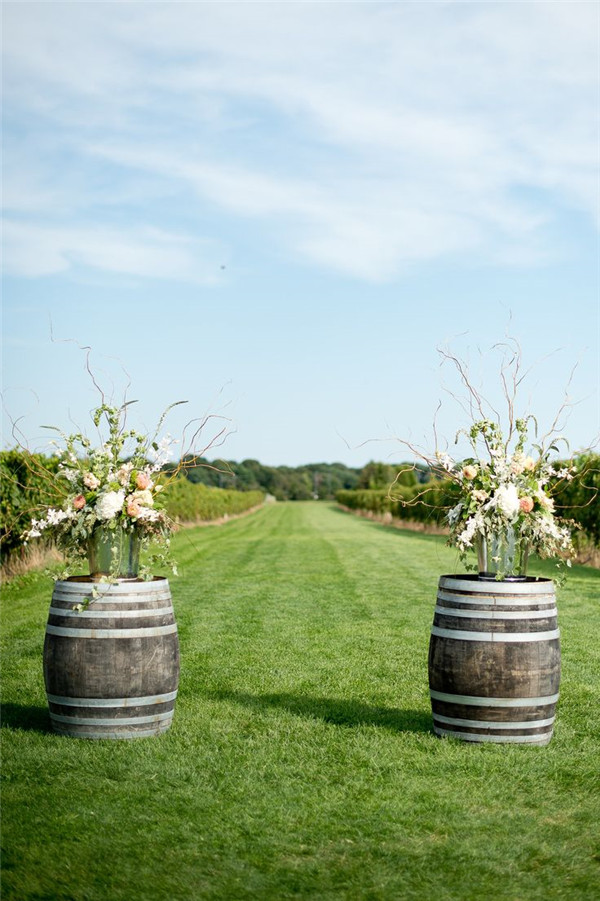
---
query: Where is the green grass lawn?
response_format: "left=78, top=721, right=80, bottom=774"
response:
left=2, top=502, right=599, bottom=901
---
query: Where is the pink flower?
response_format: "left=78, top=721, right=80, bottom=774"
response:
left=73, top=494, right=86, bottom=510
left=463, top=465, right=478, bottom=480
left=83, top=472, right=100, bottom=490
left=519, top=496, right=534, bottom=514
left=127, top=498, right=142, bottom=519
left=136, top=472, right=151, bottom=490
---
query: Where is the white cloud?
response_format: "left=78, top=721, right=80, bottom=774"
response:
left=3, top=220, right=224, bottom=283
left=2, top=1, right=598, bottom=282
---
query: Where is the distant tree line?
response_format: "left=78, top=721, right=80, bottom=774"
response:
left=164, top=458, right=427, bottom=501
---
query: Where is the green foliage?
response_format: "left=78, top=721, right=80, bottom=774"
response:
left=0, top=451, right=64, bottom=558
left=337, top=480, right=459, bottom=528
left=163, top=478, right=264, bottom=523
left=553, top=454, right=600, bottom=545
left=2, top=503, right=599, bottom=900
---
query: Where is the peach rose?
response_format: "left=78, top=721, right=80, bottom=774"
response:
left=463, top=465, right=478, bottom=480
left=136, top=472, right=151, bottom=490
left=73, top=494, right=86, bottom=510
left=127, top=498, right=141, bottom=519
left=523, top=456, right=536, bottom=472
left=519, top=496, right=534, bottom=514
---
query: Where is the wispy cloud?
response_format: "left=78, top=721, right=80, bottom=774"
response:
left=3, top=220, right=225, bottom=283
left=2, top=1, right=598, bottom=282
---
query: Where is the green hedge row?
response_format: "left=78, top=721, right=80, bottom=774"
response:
left=336, top=481, right=457, bottom=528
left=0, top=451, right=65, bottom=558
left=552, top=454, right=600, bottom=544
left=163, top=478, right=264, bottom=524
left=336, top=454, right=599, bottom=544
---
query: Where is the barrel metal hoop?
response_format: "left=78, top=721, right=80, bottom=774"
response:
left=49, top=710, right=174, bottom=726
left=429, top=690, right=559, bottom=707
left=432, top=713, right=556, bottom=729
left=438, top=576, right=554, bottom=595
left=45, top=624, right=178, bottom=639
left=433, top=727, right=554, bottom=743
left=46, top=690, right=178, bottom=708
left=48, top=606, right=174, bottom=620
left=437, top=590, right=555, bottom=607
left=430, top=626, right=560, bottom=642
left=434, top=605, right=557, bottom=621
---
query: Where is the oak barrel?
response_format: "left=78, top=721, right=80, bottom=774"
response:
left=44, top=577, right=180, bottom=739
left=428, top=575, right=560, bottom=745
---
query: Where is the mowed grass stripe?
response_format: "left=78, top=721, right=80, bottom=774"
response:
left=1, top=502, right=599, bottom=901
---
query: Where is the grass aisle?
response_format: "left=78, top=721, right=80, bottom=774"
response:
left=2, top=502, right=599, bottom=900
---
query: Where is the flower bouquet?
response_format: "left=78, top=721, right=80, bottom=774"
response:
left=392, top=340, right=578, bottom=581
left=439, top=417, right=574, bottom=580
left=24, top=402, right=179, bottom=581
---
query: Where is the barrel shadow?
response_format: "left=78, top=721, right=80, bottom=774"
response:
left=207, top=689, right=433, bottom=734
left=1, top=703, right=52, bottom=734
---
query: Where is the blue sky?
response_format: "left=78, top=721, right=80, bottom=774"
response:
left=2, top=1, right=599, bottom=467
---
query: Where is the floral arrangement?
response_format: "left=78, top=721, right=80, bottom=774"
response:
left=437, top=416, right=575, bottom=576
left=23, top=403, right=179, bottom=579
left=391, top=339, right=581, bottom=580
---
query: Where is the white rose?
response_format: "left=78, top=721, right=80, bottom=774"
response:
left=494, top=484, right=520, bottom=519
left=132, top=489, right=154, bottom=508
left=83, top=472, right=100, bottom=490
left=96, top=490, right=125, bottom=521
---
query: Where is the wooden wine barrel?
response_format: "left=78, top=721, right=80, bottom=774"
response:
left=428, top=575, right=560, bottom=745
left=44, top=577, right=180, bottom=740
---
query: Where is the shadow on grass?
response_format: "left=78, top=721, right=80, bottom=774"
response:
left=1, top=703, right=51, bottom=734
left=208, top=689, right=433, bottom=734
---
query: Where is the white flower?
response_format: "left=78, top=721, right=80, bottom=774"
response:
left=83, top=472, right=100, bottom=490
left=456, top=513, right=484, bottom=548
left=96, top=490, right=125, bottom=521
left=510, top=457, right=525, bottom=475
left=136, top=506, right=161, bottom=522
left=132, top=489, right=154, bottom=508
left=493, top=484, right=520, bottom=519
left=537, top=492, right=555, bottom=512
left=117, top=463, right=133, bottom=486
left=150, top=434, right=178, bottom=472
left=435, top=451, right=454, bottom=473
left=447, top=503, right=463, bottom=526
left=46, top=508, right=71, bottom=526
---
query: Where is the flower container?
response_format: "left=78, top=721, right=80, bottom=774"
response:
left=43, top=577, right=180, bottom=739
left=88, top=525, right=141, bottom=580
left=476, top=526, right=530, bottom=581
left=428, top=574, right=560, bottom=745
